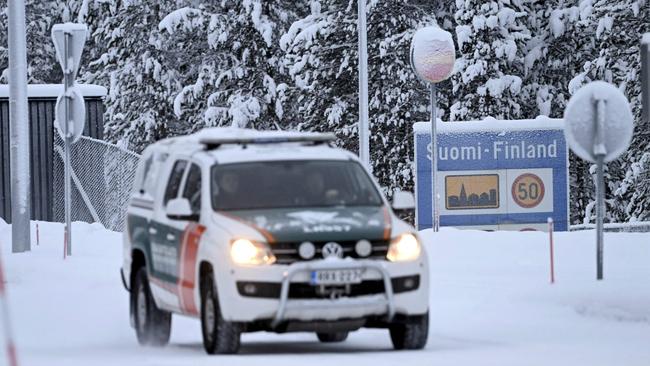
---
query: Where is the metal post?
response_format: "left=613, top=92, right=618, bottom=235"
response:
left=430, top=83, right=438, bottom=232
left=357, top=0, right=370, bottom=168
left=64, top=32, right=73, bottom=256
left=8, top=0, right=31, bottom=253
left=595, top=155, right=604, bottom=280
left=641, top=34, right=649, bottom=124
left=594, top=97, right=607, bottom=281
left=548, top=217, right=555, bottom=284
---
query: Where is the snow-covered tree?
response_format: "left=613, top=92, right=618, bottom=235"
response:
left=0, top=0, right=65, bottom=83
left=574, top=0, right=650, bottom=222
left=450, top=0, right=531, bottom=121
left=519, top=0, right=600, bottom=224
left=80, top=0, right=181, bottom=151
left=281, top=0, right=441, bottom=197
left=163, top=1, right=306, bottom=131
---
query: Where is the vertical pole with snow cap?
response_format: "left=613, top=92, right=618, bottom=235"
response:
left=8, top=0, right=31, bottom=253
left=0, top=251, right=19, bottom=366
left=564, top=82, right=633, bottom=282
left=52, top=23, right=88, bottom=257
left=357, top=0, right=370, bottom=168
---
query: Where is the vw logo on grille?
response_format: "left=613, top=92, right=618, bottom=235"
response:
left=322, top=242, right=344, bottom=259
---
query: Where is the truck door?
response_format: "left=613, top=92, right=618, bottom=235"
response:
left=148, top=159, right=188, bottom=312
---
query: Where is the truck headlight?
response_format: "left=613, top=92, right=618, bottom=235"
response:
left=387, top=233, right=421, bottom=262
left=230, top=239, right=276, bottom=265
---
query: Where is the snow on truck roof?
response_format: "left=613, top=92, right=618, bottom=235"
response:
left=0, top=84, right=107, bottom=98
left=156, top=127, right=355, bottom=164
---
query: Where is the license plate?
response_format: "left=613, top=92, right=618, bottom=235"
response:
left=310, top=269, right=365, bottom=285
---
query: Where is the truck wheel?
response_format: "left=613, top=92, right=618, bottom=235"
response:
left=389, top=312, right=429, bottom=350
left=200, top=273, right=241, bottom=354
left=316, top=332, right=349, bottom=343
left=132, top=267, right=172, bottom=346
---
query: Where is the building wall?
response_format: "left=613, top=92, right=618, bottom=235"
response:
left=0, top=97, right=104, bottom=223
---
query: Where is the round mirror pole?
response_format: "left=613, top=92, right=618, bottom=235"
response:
left=429, top=83, right=438, bottom=231
left=410, top=27, right=455, bottom=232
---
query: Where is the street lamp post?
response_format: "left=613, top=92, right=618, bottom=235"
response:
left=8, top=0, right=31, bottom=253
left=358, top=0, right=370, bottom=168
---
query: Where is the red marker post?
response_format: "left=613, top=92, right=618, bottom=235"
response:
left=0, top=251, right=19, bottom=366
left=548, top=217, right=555, bottom=284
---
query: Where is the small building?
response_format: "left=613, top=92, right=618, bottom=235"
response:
left=0, top=84, right=107, bottom=223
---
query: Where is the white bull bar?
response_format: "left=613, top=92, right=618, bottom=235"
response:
left=271, top=259, right=396, bottom=328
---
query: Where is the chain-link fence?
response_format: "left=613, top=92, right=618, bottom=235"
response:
left=53, top=134, right=140, bottom=232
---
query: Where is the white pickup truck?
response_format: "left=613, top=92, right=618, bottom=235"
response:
left=121, top=128, right=429, bottom=354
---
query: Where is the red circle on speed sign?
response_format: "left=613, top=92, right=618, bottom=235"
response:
left=511, top=173, right=545, bottom=208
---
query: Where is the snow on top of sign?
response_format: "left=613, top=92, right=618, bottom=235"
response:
left=0, top=84, right=107, bottom=98
left=413, top=116, right=563, bottom=134
left=51, top=22, right=88, bottom=33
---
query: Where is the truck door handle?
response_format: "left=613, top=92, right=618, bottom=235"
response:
left=166, top=234, right=176, bottom=241
left=149, top=228, right=158, bottom=235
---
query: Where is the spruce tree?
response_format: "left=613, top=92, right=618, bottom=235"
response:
left=451, top=0, right=530, bottom=121
left=281, top=0, right=440, bottom=197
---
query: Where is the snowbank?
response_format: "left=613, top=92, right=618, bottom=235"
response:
left=1, top=221, right=649, bottom=365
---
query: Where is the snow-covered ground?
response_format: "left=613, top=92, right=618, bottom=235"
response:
left=1, top=221, right=649, bottom=366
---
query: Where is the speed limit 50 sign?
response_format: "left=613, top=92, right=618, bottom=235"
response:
left=511, top=172, right=546, bottom=208
left=414, top=118, right=569, bottom=231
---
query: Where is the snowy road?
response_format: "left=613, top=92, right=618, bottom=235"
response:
left=1, top=221, right=649, bottom=366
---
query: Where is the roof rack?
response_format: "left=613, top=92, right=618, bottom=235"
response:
left=200, top=133, right=336, bottom=150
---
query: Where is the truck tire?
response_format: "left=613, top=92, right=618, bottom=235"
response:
left=316, top=332, right=349, bottom=343
left=200, top=273, right=241, bottom=354
left=389, top=312, right=429, bottom=350
left=132, top=267, right=172, bottom=346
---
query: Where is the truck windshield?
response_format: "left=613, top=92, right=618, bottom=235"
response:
left=211, top=160, right=383, bottom=210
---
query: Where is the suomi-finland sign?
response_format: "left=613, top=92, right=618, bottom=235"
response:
left=413, top=117, right=569, bottom=231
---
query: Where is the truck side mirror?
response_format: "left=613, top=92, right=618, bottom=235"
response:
left=392, top=190, right=415, bottom=210
left=166, top=198, right=198, bottom=221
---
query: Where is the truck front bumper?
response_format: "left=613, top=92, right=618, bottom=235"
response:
left=273, top=259, right=396, bottom=327
left=215, top=257, right=429, bottom=325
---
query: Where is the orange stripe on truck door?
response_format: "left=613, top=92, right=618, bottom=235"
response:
left=178, top=223, right=205, bottom=316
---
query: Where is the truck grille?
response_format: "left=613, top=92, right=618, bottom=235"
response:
left=270, top=240, right=389, bottom=264
left=236, top=275, right=420, bottom=299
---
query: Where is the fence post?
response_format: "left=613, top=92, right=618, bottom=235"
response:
left=548, top=217, right=555, bottom=284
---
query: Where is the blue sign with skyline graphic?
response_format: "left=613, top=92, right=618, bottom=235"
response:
left=413, top=118, right=569, bottom=232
